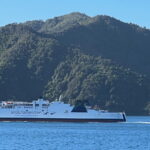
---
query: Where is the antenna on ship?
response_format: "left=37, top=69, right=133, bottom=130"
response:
left=59, top=95, right=63, bottom=102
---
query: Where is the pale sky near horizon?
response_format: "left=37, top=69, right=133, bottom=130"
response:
left=0, top=0, right=150, bottom=28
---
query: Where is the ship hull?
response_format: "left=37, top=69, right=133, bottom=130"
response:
left=0, top=99, right=126, bottom=123
left=0, top=117, right=126, bottom=122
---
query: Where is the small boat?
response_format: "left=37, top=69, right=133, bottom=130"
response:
left=0, top=98, right=126, bottom=122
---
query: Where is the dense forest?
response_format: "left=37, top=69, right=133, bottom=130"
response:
left=0, top=12, right=150, bottom=115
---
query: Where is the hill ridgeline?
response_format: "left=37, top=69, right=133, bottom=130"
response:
left=0, top=12, right=150, bottom=115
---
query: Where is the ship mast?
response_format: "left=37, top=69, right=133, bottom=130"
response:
left=59, top=95, right=63, bottom=102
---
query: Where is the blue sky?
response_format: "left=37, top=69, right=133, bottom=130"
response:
left=0, top=0, right=150, bottom=28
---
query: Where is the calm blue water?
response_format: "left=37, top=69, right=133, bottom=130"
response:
left=0, top=116, right=150, bottom=150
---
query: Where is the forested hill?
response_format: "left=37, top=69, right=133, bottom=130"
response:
left=0, top=12, right=150, bottom=115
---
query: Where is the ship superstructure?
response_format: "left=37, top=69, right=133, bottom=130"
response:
left=0, top=98, right=126, bottom=122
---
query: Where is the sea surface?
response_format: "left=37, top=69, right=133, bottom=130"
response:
left=0, top=116, right=150, bottom=150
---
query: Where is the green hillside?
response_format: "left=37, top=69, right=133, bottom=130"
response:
left=0, top=12, right=150, bottom=115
